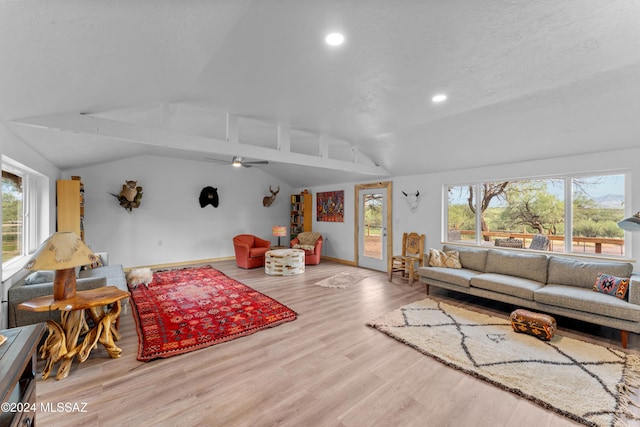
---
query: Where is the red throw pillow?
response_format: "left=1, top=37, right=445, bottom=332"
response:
left=593, top=273, right=629, bottom=300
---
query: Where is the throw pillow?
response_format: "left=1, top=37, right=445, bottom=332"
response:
left=25, top=270, right=55, bottom=285
left=593, top=272, right=629, bottom=300
left=428, top=249, right=462, bottom=269
left=297, top=232, right=321, bottom=246
left=81, top=254, right=104, bottom=271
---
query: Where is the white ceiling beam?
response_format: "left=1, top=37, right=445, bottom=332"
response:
left=10, top=113, right=389, bottom=176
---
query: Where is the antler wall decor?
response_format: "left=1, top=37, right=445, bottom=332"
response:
left=402, top=190, right=420, bottom=211
left=263, top=185, right=280, bottom=207
left=111, top=180, right=143, bottom=213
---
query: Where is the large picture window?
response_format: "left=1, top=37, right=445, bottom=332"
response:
left=446, top=173, right=627, bottom=257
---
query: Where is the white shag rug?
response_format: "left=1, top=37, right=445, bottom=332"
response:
left=367, top=298, right=640, bottom=427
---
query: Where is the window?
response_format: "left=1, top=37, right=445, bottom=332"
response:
left=2, top=156, right=47, bottom=270
left=446, top=173, right=627, bottom=257
left=2, top=170, right=23, bottom=263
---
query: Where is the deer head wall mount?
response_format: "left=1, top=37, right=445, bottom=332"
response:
left=263, top=185, right=280, bottom=207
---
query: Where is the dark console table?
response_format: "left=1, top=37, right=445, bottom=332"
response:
left=0, top=323, right=45, bottom=427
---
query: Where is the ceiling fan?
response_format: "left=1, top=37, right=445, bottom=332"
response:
left=204, top=156, right=269, bottom=168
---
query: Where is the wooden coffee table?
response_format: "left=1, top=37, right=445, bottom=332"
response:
left=17, top=286, right=130, bottom=380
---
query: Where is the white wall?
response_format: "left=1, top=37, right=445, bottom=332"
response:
left=303, top=147, right=640, bottom=272
left=297, top=184, right=354, bottom=262
left=67, top=155, right=292, bottom=267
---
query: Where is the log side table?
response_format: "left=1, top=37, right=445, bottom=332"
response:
left=17, top=286, right=130, bottom=380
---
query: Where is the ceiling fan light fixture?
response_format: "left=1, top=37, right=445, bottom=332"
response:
left=432, top=94, right=447, bottom=103
left=325, top=32, right=345, bottom=46
left=232, top=156, right=242, bottom=167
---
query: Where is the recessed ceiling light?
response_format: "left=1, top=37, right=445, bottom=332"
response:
left=432, top=94, right=447, bottom=103
left=325, top=33, right=345, bottom=46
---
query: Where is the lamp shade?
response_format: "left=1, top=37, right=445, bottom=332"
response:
left=272, top=226, right=287, bottom=237
left=618, top=212, right=640, bottom=232
left=25, top=232, right=97, bottom=271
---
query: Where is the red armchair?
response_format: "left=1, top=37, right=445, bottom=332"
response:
left=233, top=234, right=271, bottom=269
left=291, top=232, right=323, bottom=265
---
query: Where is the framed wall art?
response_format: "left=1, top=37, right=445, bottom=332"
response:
left=317, top=190, right=344, bottom=222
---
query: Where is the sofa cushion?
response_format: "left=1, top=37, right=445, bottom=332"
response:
left=78, top=264, right=127, bottom=292
left=470, top=273, right=544, bottom=300
left=418, top=267, right=479, bottom=288
left=484, top=249, right=549, bottom=283
left=547, top=257, right=633, bottom=289
left=443, top=245, right=487, bottom=272
left=535, top=285, right=640, bottom=322
left=593, top=273, right=630, bottom=300
left=24, top=270, right=55, bottom=284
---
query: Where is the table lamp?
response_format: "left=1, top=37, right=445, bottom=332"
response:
left=272, top=226, right=287, bottom=247
left=24, top=231, right=98, bottom=300
left=618, top=212, right=640, bottom=232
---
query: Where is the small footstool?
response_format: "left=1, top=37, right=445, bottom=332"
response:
left=265, top=249, right=305, bottom=276
left=510, top=309, right=557, bottom=341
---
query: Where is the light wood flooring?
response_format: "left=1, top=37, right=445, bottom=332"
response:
left=36, top=260, right=640, bottom=427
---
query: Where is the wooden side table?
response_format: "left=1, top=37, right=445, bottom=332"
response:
left=17, top=286, right=130, bottom=380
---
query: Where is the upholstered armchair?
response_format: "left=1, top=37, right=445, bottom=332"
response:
left=233, top=234, right=271, bottom=269
left=290, top=232, right=323, bottom=265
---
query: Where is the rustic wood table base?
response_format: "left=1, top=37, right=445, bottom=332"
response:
left=18, top=286, right=130, bottom=380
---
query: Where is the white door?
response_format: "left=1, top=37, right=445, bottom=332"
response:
left=358, top=188, right=388, bottom=271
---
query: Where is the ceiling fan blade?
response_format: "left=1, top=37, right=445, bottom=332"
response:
left=203, top=157, right=230, bottom=164
left=203, top=157, right=267, bottom=167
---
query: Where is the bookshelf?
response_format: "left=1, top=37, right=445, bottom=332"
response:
left=290, top=192, right=312, bottom=241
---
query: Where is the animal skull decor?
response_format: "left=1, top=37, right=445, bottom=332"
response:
left=199, top=186, right=219, bottom=208
left=402, top=190, right=420, bottom=211
left=263, top=185, right=280, bottom=207
left=111, top=180, right=143, bottom=213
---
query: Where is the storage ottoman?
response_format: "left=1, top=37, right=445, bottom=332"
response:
left=510, top=309, right=557, bottom=341
left=265, top=249, right=305, bottom=276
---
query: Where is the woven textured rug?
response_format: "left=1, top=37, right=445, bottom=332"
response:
left=129, top=266, right=297, bottom=361
left=367, top=298, right=640, bottom=427
left=314, top=271, right=368, bottom=288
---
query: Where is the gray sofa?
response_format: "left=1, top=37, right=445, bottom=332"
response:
left=418, top=245, right=640, bottom=347
left=7, top=255, right=127, bottom=328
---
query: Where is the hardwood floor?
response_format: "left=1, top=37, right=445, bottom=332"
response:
left=36, top=260, right=640, bottom=426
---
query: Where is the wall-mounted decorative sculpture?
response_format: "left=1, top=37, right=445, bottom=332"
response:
left=262, top=185, right=280, bottom=207
left=111, top=180, right=143, bottom=213
left=402, top=190, right=420, bottom=211
left=199, top=186, right=219, bottom=208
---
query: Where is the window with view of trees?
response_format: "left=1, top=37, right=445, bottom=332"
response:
left=446, top=174, right=626, bottom=256
left=2, top=170, right=24, bottom=263
left=2, top=157, right=47, bottom=271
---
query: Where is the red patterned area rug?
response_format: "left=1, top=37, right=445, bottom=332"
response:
left=128, top=266, right=297, bottom=361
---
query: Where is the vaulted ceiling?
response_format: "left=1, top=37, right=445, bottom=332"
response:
left=1, top=1, right=639, bottom=186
